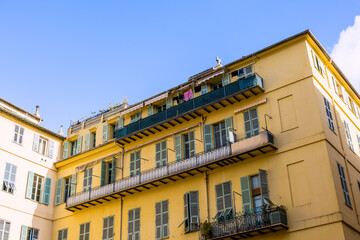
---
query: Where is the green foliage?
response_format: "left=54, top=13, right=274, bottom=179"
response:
left=200, top=220, right=213, bottom=238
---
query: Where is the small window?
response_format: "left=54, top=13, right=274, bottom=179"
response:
left=155, top=200, right=169, bottom=240
left=128, top=208, right=140, bottom=240
left=130, top=150, right=141, bottom=177
left=63, top=176, right=73, bottom=203
left=348, top=97, right=356, bottom=114
left=101, top=158, right=117, bottom=186
left=0, top=219, right=10, bottom=240
left=130, top=112, right=141, bottom=123
left=244, top=108, right=259, bottom=138
left=211, top=82, right=222, bottom=91
left=337, top=163, right=352, bottom=207
left=91, top=132, right=96, bottom=148
left=155, top=141, right=167, bottom=168
left=102, top=216, right=114, bottom=240
left=21, top=226, right=39, bottom=240
left=58, top=228, right=68, bottom=240
left=231, top=65, right=253, bottom=79
left=83, top=168, right=93, bottom=192
left=311, top=50, right=324, bottom=75
left=31, top=174, right=44, bottom=202
left=213, top=122, right=227, bottom=149
left=323, top=97, right=335, bottom=132
left=174, top=131, right=196, bottom=161
left=157, top=103, right=166, bottom=113
left=2, top=162, right=17, bottom=194
left=70, top=140, right=77, bottom=156
left=38, top=137, right=48, bottom=155
left=13, top=125, right=24, bottom=145
left=79, top=222, right=90, bottom=240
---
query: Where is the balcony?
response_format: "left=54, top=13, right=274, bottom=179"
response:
left=116, top=74, right=264, bottom=145
left=66, top=130, right=276, bottom=212
left=204, top=208, right=288, bottom=239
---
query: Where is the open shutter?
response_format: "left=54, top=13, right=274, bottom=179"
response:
left=134, top=208, right=140, bottom=239
left=259, top=169, right=269, bottom=205
left=128, top=209, right=134, bottom=240
left=223, top=182, right=232, bottom=211
left=42, top=177, right=51, bottom=205
left=166, top=98, right=173, bottom=109
left=155, top=202, right=162, bottom=239
left=222, top=73, right=230, bottom=86
left=184, top=193, right=189, bottom=233
left=48, top=140, right=55, bottom=158
left=62, top=141, right=69, bottom=159
left=119, top=117, right=124, bottom=129
left=148, top=106, right=154, bottom=116
left=71, top=173, right=77, bottom=196
left=240, top=176, right=252, bottom=212
left=174, top=135, right=182, bottom=161
left=20, top=225, right=28, bottom=240
left=200, top=84, right=208, bottom=95
left=189, top=191, right=199, bottom=231
left=203, top=124, right=213, bottom=152
left=215, top=184, right=224, bottom=215
left=101, top=160, right=107, bottom=186
left=225, top=117, right=234, bottom=143
left=26, top=171, right=34, bottom=199
left=103, top=123, right=109, bottom=142
left=85, top=133, right=91, bottom=151
left=155, top=142, right=161, bottom=168
left=111, top=157, right=116, bottom=183
left=55, top=178, right=63, bottom=205
left=33, top=133, right=40, bottom=152
left=189, top=131, right=196, bottom=157
left=162, top=200, right=169, bottom=238
left=76, top=136, right=83, bottom=154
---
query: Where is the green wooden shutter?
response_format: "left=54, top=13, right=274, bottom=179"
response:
left=189, top=131, right=195, bottom=157
left=76, top=136, right=83, bottom=154
left=55, top=178, right=63, bottom=205
left=166, top=98, right=173, bottom=109
left=155, top=202, right=162, bottom=239
left=259, top=169, right=269, bottom=205
left=222, top=73, right=230, bottom=86
left=184, top=193, right=189, bottom=233
left=225, top=116, right=234, bottom=144
left=42, top=177, right=51, bottom=205
left=162, top=200, right=169, bottom=238
left=215, top=184, right=224, bottom=213
left=20, top=225, right=28, bottom=240
left=200, top=84, right=208, bottom=95
left=174, top=135, right=182, bottom=161
left=148, top=106, right=154, bottom=116
left=244, top=108, right=259, bottom=138
left=48, top=140, right=55, bottom=158
left=62, top=141, right=69, bottom=159
left=203, top=124, right=213, bottom=152
left=119, top=117, right=124, bottom=129
left=33, top=133, right=40, bottom=152
left=25, top=171, right=34, bottom=199
left=71, top=173, right=77, bottom=196
left=111, top=157, right=116, bottom=183
left=84, top=133, right=91, bottom=151
left=223, top=182, right=232, bottom=211
left=155, top=142, right=161, bottom=168
left=103, top=123, right=109, bottom=142
left=244, top=110, right=251, bottom=138
left=240, top=176, right=252, bottom=212
left=189, top=191, right=199, bottom=231
left=101, top=160, right=107, bottom=186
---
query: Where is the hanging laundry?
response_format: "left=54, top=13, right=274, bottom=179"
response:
left=184, top=89, right=193, bottom=101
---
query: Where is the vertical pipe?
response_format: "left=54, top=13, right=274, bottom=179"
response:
left=120, top=196, right=123, bottom=240
left=204, top=171, right=210, bottom=222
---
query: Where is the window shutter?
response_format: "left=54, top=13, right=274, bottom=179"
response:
left=101, top=160, right=107, bottom=186
left=215, top=184, right=224, bottom=212
left=111, top=157, right=116, bottom=183
left=71, top=173, right=77, bottom=196
left=85, top=133, right=91, bottom=151
left=259, top=169, right=269, bottom=205
left=62, top=141, right=69, bottom=159
left=222, top=73, right=230, bottom=86
left=76, top=136, right=83, bottom=154
left=155, top=142, right=161, bottom=168
left=134, top=208, right=140, bottom=240
left=155, top=202, right=162, bottom=239
left=184, top=193, right=189, bottom=233
left=332, top=77, right=339, bottom=95
left=119, top=117, right=124, bottom=129
left=203, top=124, right=213, bottom=152
left=26, top=171, right=34, bottom=199
left=162, top=200, right=169, bottom=238
left=344, top=121, right=354, bottom=151
left=174, top=135, right=182, bottom=161
left=240, top=176, right=252, bottom=212
left=245, top=65, right=253, bottom=76
left=189, top=191, right=199, bottom=231
left=166, top=98, right=173, bottom=109
left=48, top=140, right=55, bottom=158
left=20, top=225, right=28, bottom=240
left=244, top=109, right=259, bottom=138
left=223, top=182, right=232, bottom=211
left=130, top=153, right=135, bottom=176
left=148, top=106, right=154, bottom=116
left=103, top=123, right=109, bottom=142
left=55, top=178, right=63, bottom=205
left=33, top=133, right=40, bottom=152
left=42, top=177, right=51, bottom=205
left=189, top=131, right=196, bottom=157
left=337, top=162, right=352, bottom=207
left=225, top=116, right=234, bottom=143
left=200, top=84, right=208, bottom=95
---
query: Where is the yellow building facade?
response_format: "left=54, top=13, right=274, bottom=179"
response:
left=51, top=30, right=360, bottom=240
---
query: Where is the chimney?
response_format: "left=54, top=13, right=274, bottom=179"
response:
left=35, top=105, right=40, bottom=118
left=58, top=125, right=64, bottom=136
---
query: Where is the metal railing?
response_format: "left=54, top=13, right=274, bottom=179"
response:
left=116, top=74, right=263, bottom=139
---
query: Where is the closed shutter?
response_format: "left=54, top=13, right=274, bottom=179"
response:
left=148, top=106, right=154, bottom=116
left=55, top=178, right=63, bottom=205
left=155, top=141, right=167, bottom=168
left=162, top=200, right=169, bottom=238
left=344, top=121, right=354, bottom=151
left=215, top=184, right=224, bottom=212
left=244, top=108, right=259, bottom=138
left=166, top=99, right=173, bottom=109
left=323, top=97, right=335, bottom=131
left=128, top=209, right=134, bottom=240
left=189, top=191, right=199, bottom=231
left=20, top=225, right=28, bottom=240
left=103, top=217, right=108, bottom=240
left=76, top=136, right=83, bottom=154
left=224, top=116, right=234, bottom=143
left=134, top=208, right=140, bottom=240
left=42, top=177, right=51, bottom=205
left=71, top=173, right=77, bottom=196
left=200, top=84, right=208, bottom=95
left=62, top=141, right=69, bottom=159
left=33, top=133, right=40, bottom=152
left=203, top=124, right=213, bottom=152
left=26, top=171, right=34, bottom=199
left=111, top=157, right=116, bottom=183
left=183, top=193, right=189, bottom=233
left=103, top=124, right=109, bottom=142
left=240, top=176, right=252, bottom=212
left=101, top=160, right=107, bottom=186
left=155, top=202, right=162, bottom=239
left=222, top=73, right=230, bottom=86
left=174, top=135, right=182, bottom=161
left=223, top=182, right=232, bottom=211
left=130, top=151, right=141, bottom=177
left=337, top=162, right=352, bottom=207
left=85, top=133, right=91, bottom=151
left=259, top=169, right=269, bottom=204
left=48, top=140, right=55, bottom=158
left=189, top=131, right=196, bottom=157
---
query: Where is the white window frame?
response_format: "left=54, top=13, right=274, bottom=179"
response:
left=0, top=219, right=10, bottom=240
left=31, top=175, right=44, bottom=202
left=2, top=162, right=16, bottom=194
left=13, top=124, right=24, bottom=145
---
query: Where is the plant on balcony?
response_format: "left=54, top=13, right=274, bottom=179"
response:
left=200, top=220, right=213, bottom=239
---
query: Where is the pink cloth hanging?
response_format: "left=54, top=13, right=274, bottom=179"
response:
left=184, top=89, right=193, bottom=101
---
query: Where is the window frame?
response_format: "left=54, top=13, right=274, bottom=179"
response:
left=79, top=222, right=90, bottom=240
left=128, top=208, right=140, bottom=240
left=58, top=228, right=68, bottom=240
left=130, top=112, right=141, bottom=123
left=31, top=174, right=44, bottom=202
left=102, top=215, right=114, bottom=240
left=337, top=162, right=352, bottom=208
left=0, top=219, right=10, bottom=240
left=13, top=124, right=24, bottom=145
left=2, top=162, right=17, bottom=194
left=323, top=96, right=335, bottom=132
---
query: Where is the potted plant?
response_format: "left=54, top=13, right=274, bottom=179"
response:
left=200, top=220, right=213, bottom=239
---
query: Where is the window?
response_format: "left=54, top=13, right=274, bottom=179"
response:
left=211, top=81, right=222, bottom=91
left=348, top=96, right=356, bottom=115
left=231, top=65, right=253, bottom=80
left=155, top=200, right=169, bottom=240
left=55, top=175, right=75, bottom=205
left=244, top=108, right=259, bottom=138
left=214, top=182, right=233, bottom=221
left=130, top=112, right=141, bottom=123
left=332, top=77, right=343, bottom=99
left=323, top=97, right=335, bottom=131
left=344, top=121, right=354, bottom=151
left=64, top=176, right=72, bottom=203
left=183, top=191, right=199, bottom=233
left=70, top=140, right=77, bottom=156
left=337, top=163, right=352, bottom=207
left=33, top=133, right=51, bottom=156
left=0, top=219, right=10, bottom=240
left=311, top=50, right=324, bottom=75
left=203, top=117, right=233, bottom=152
left=91, top=132, right=96, bottom=148
left=102, top=216, right=114, bottom=240
left=31, top=174, right=43, bottom=202
left=20, top=226, right=39, bottom=240
left=13, top=124, right=24, bottom=145
left=58, top=228, right=68, bottom=240
left=240, top=169, right=269, bottom=212
left=156, top=141, right=167, bottom=168
left=101, top=157, right=117, bottom=186
left=130, top=151, right=141, bottom=177
left=174, top=131, right=195, bottom=161
left=2, top=162, right=16, bottom=194
left=213, top=122, right=227, bottom=149
left=157, top=103, right=166, bottom=113
left=83, top=168, right=93, bottom=192
left=128, top=208, right=140, bottom=240
left=26, top=172, right=50, bottom=204
left=200, top=84, right=208, bottom=95
left=79, top=222, right=90, bottom=240
left=85, top=131, right=98, bottom=150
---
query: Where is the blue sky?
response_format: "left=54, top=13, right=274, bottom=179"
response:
left=0, top=1, right=359, bottom=133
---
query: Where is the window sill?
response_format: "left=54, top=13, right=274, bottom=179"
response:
left=12, top=141, right=23, bottom=146
left=1, top=189, right=14, bottom=195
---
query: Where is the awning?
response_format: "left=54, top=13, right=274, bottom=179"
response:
left=121, top=103, right=144, bottom=116
left=196, top=69, right=225, bottom=85
left=144, top=92, right=168, bottom=106
left=234, top=98, right=268, bottom=114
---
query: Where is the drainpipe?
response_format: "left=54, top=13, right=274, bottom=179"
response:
left=120, top=196, right=123, bottom=240
left=204, top=171, right=210, bottom=222
left=121, top=146, right=125, bottom=178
